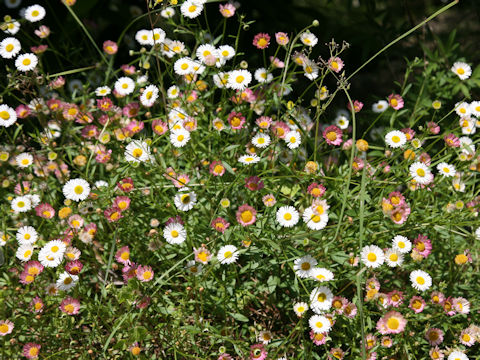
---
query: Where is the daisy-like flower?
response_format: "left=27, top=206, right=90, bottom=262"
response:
left=16, top=152, right=34, bottom=168
left=0, top=104, right=17, bottom=127
left=425, top=328, right=444, bottom=346
left=360, top=245, right=384, bottom=268
left=0, top=319, right=14, bottom=336
left=163, top=222, right=187, bottom=245
left=384, top=248, right=403, bottom=267
left=16, top=244, right=34, bottom=262
left=236, top=204, right=257, bottom=226
left=11, top=196, right=32, bottom=212
left=284, top=131, right=301, bottom=149
left=323, top=125, right=343, bottom=146
left=309, top=314, right=331, bottom=333
left=181, top=0, right=204, bottom=19
left=170, top=128, right=191, bottom=148
left=448, top=351, right=469, bottom=360
left=95, top=86, right=111, bottom=97
left=59, top=297, right=80, bottom=315
left=376, top=311, right=407, bottom=335
left=436, top=162, right=456, bottom=177
left=161, top=7, right=175, bottom=18
left=455, top=101, right=471, bottom=117
left=451, top=62, right=472, bottom=80
left=217, top=245, right=239, bottom=264
left=238, top=154, right=260, bottom=165
left=30, top=297, right=44, bottom=313
left=257, top=330, right=272, bottom=345
left=385, top=130, right=407, bottom=148
left=409, top=296, right=425, bottom=313
left=388, top=94, right=404, bottom=110
left=16, top=226, right=38, bottom=245
left=302, top=207, right=328, bottom=230
left=196, top=44, right=218, bottom=64
left=63, top=178, right=90, bottom=202
left=115, top=246, right=130, bottom=265
left=0, top=37, right=21, bottom=59
left=253, top=33, right=270, bottom=49
left=15, top=53, right=38, bottom=72
left=251, top=133, right=271, bottom=148
left=167, top=85, right=179, bottom=99
left=293, top=302, right=308, bottom=317
left=335, top=115, right=349, bottom=129
left=328, top=57, right=344, bottom=73
left=136, top=265, right=154, bottom=282
left=310, top=268, right=334, bottom=282
left=140, top=85, right=159, bottom=107
left=174, top=189, right=197, bottom=212
left=23, top=342, right=41, bottom=359
left=391, top=235, right=412, bottom=253
left=410, top=270, right=432, bottom=291
left=125, top=140, right=151, bottom=163
left=149, top=28, right=166, bottom=46
left=293, top=255, right=317, bottom=278
left=254, top=68, right=273, bottom=83
left=276, top=206, right=300, bottom=227
left=24, top=5, right=46, bottom=22
left=459, top=329, right=475, bottom=347
left=227, top=69, right=252, bottom=90
left=300, top=32, right=318, bottom=47
left=135, top=29, right=150, bottom=45
left=409, top=162, right=432, bottom=185
left=310, top=286, right=333, bottom=312
left=56, top=271, right=78, bottom=291
left=372, top=100, right=389, bottom=113
left=250, top=343, right=267, bottom=360
left=114, top=77, right=135, bottom=96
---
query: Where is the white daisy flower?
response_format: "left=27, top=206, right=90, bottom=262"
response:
left=15, top=53, right=38, bottom=72
left=125, top=140, right=151, bottom=163
left=257, top=331, right=273, bottom=345
left=372, top=100, right=388, bottom=113
left=411, top=138, right=423, bottom=149
left=384, top=248, right=404, bottom=267
left=227, top=69, right=252, bottom=90
left=0, top=37, right=21, bottom=59
left=293, top=255, right=317, bottom=278
left=95, top=86, right=111, bottom=97
left=174, top=189, right=197, bottom=211
left=217, top=45, right=235, bottom=61
left=27, top=194, right=40, bottom=208
left=410, top=270, right=432, bottom=291
left=16, top=226, right=38, bottom=245
left=149, top=28, right=166, bottom=46
left=470, top=101, right=480, bottom=118
left=24, top=5, right=46, bottom=22
left=174, top=57, right=194, bottom=75
left=385, top=130, right=407, bottom=148
left=167, top=85, right=180, bottom=99
left=0, top=104, right=17, bottom=127
left=293, top=302, right=308, bottom=317
left=447, top=351, right=468, bottom=360
left=170, top=128, right=191, bottom=148
left=254, top=68, right=273, bottom=83
left=335, top=115, right=349, bottom=129
left=161, top=7, right=175, bottom=18
left=459, top=136, right=475, bottom=154
left=409, top=162, right=432, bottom=185
left=391, top=235, right=412, bottom=253
left=300, top=32, right=318, bottom=47
left=360, top=245, right=385, bottom=268
left=302, top=207, right=328, bottom=230
left=451, top=62, right=472, bottom=80
left=11, top=196, right=31, bottom=213
left=217, top=245, right=239, bottom=264
left=114, top=77, right=135, bottom=96
left=436, top=162, right=456, bottom=177
left=62, top=178, right=90, bottom=202
left=455, top=102, right=471, bottom=117
left=163, top=222, right=187, bottom=245
left=16, top=244, right=34, bottom=262
left=140, top=85, right=159, bottom=107
left=43, top=240, right=66, bottom=258
left=238, top=154, right=260, bottom=165
left=309, top=314, right=331, bottom=333
left=185, top=260, right=202, bottom=275
left=303, top=61, right=319, bottom=80
left=38, top=247, right=62, bottom=268
left=251, top=133, right=271, bottom=148
left=196, top=44, right=218, bottom=64
left=213, top=72, right=230, bottom=88
left=181, top=0, right=204, bottom=19
left=452, top=178, right=465, bottom=192
left=56, top=272, right=79, bottom=291
left=284, top=131, right=301, bottom=149
left=95, top=180, right=108, bottom=188
left=3, top=19, right=21, bottom=35
left=276, top=206, right=300, bottom=228
left=135, top=29, right=151, bottom=45
left=310, top=286, right=333, bottom=313
left=15, top=152, right=33, bottom=168
left=310, top=268, right=334, bottom=282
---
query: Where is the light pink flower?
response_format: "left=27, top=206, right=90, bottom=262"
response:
left=388, top=94, right=404, bottom=110
left=219, top=3, right=235, bottom=18
left=236, top=204, right=257, bottom=226
left=252, top=33, right=270, bottom=50
left=59, top=297, right=80, bottom=315
left=323, top=125, right=343, bottom=146
left=376, top=311, right=407, bottom=334
left=275, top=32, right=289, bottom=46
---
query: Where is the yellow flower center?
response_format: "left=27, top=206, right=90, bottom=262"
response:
left=412, top=300, right=422, bottom=309
left=224, top=251, right=232, bottom=258
left=257, top=38, right=268, bottom=47
left=389, top=253, right=398, bottom=261
left=34, top=302, right=42, bottom=310
left=416, top=276, right=425, bottom=285
left=457, top=68, right=465, bottom=75
left=326, top=131, right=337, bottom=141
left=6, top=44, right=14, bottom=52
left=181, top=194, right=190, bottom=204
left=64, top=304, right=75, bottom=313
left=29, top=348, right=39, bottom=356
left=392, top=136, right=400, bottom=143
left=64, top=277, right=72, bottom=284
left=386, top=317, right=399, bottom=330
left=317, top=293, right=326, bottom=302
left=188, top=5, right=197, bottom=12
left=132, top=148, right=143, bottom=158
left=0, top=324, right=9, bottom=333
left=142, top=271, right=152, bottom=280
left=241, top=210, right=253, bottom=223
left=171, top=230, right=179, bottom=238
left=177, top=135, right=185, bottom=141
left=416, top=168, right=425, bottom=177
left=32, top=10, right=40, bottom=17
left=311, top=215, right=320, bottom=223
left=122, top=83, right=128, bottom=89
left=283, top=213, right=292, bottom=221
left=23, top=58, right=31, bottom=66
left=315, top=321, right=323, bottom=328
left=367, top=253, right=377, bottom=262
left=0, top=111, right=10, bottom=120
left=197, top=251, right=208, bottom=262
left=235, top=75, right=245, bottom=83
left=121, top=252, right=129, bottom=260
left=51, top=246, right=59, bottom=253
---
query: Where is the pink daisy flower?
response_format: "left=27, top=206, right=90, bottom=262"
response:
left=459, top=328, right=475, bottom=347
left=347, top=100, right=364, bottom=113
left=103, top=40, right=118, bottom=55
left=343, top=302, right=357, bottom=318
left=209, top=161, right=226, bottom=176
left=323, top=125, right=343, bottom=146
left=252, top=33, right=270, bottom=50
left=310, top=330, right=328, bottom=345
left=328, top=57, right=344, bottom=73
left=104, top=207, right=123, bottom=223
left=65, top=260, right=83, bottom=275
left=0, top=319, right=14, bottom=336
left=275, top=32, right=289, bottom=46
left=413, top=234, right=432, bottom=258
left=409, top=296, right=426, bottom=313
left=136, top=265, right=154, bottom=282
left=388, top=191, right=405, bottom=207
left=271, top=121, right=290, bottom=139
left=388, top=94, right=404, bottom=110
left=228, top=111, right=246, bottom=130
left=24, top=261, right=44, bottom=277
left=429, top=346, right=444, bottom=360
left=236, top=204, right=257, bottom=226
left=219, top=3, right=235, bottom=18
left=427, top=121, right=440, bottom=134
left=376, top=311, right=407, bottom=334
left=256, top=116, right=272, bottom=129
left=117, top=177, right=134, bottom=192
left=308, top=183, right=326, bottom=198
left=211, top=217, right=230, bottom=233
left=444, top=133, right=460, bottom=147
left=152, top=119, right=167, bottom=135
left=194, top=246, right=212, bottom=264
left=22, top=343, right=41, bottom=359
left=262, top=194, right=276, bottom=207
left=387, top=290, right=404, bottom=307
left=20, top=271, right=35, bottom=285
left=115, top=246, right=131, bottom=265
left=245, top=176, right=264, bottom=191
left=59, top=297, right=80, bottom=315
left=425, top=328, right=444, bottom=346
left=113, top=196, right=131, bottom=212
left=430, top=291, right=445, bottom=305
left=443, top=297, right=456, bottom=316
left=122, top=263, right=138, bottom=283
left=30, top=297, right=44, bottom=313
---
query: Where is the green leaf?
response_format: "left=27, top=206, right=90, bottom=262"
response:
left=230, top=313, right=249, bottom=322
